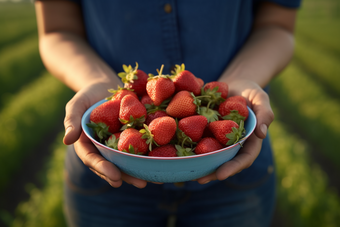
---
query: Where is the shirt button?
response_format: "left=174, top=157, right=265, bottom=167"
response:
left=164, top=3, right=172, bottom=13
left=174, top=182, right=184, bottom=188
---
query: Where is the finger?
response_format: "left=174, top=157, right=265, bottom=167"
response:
left=75, top=132, right=122, bottom=184
left=215, top=133, right=263, bottom=180
left=196, top=172, right=217, bottom=185
left=250, top=91, right=275, bottom=139
left=89, top=168, right=123, bottom=188
left=63, top=93, right=91, bottom=145
left=121, top=172, right=148, bottom=188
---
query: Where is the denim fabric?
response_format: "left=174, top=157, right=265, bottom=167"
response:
left=64, top=143, right=276, bottom=227
left=70, top=0, right=301, bottom=82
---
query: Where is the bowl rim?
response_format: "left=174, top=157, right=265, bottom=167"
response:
left=81, top=99, right=257, bottom=160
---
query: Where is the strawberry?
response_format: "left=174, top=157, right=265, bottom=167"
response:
left=140, top=94, right=154, bottom=105
left=178, top=115, right=208, bottom=142
left=199, top=81, right=227, bottom=111
left=87, top=99, right=122, bottom=142
left=105, top=132, right=121, bottom=150
left=119, top=94, right=147, bottom=129
left=107, top=86, right=138, bottom=101
left=146, top=65, right=175, bottom=106
left=203, top=81, right=229, bottom=99
left=118, top=63, right=148, bottom=97
left=226, top=95, right=247, bottom=106
left=195, top=137, right=224, bottom=155
left=208, top=120, right=245, bottom=146
left=148, top=144, right=177, bottom=157
left=166, top=90, right=200, bottom=118
left=117, top=128, right=148, bottom=155
left=145, top=110, right=168, bottom=125
left=140, top=116, right=177, bottom=149
left=196, top=77, right=204, bottom=88
left=170, top=64, right=202, bottom=96
left=219, top=96, right=249, bottom=125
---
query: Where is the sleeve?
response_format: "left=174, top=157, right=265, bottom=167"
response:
left=262, top=0, right=302, bottom=8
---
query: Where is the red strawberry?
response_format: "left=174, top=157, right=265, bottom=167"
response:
left=204, top=81, right=229, bottom=99
left=87, top=99, right=122, bottom=142
left=118, top=63, right=148, bottom=97
left=226, top=95, right=247, bottom=106
left=196, top=77, right=204, bottom=88
left=118, top=128, right=148, bottom=155
left=178, top=115, right=208, bottom=142
left=107, top=86, right=138, bottom=101
left=105, top=132, right=121, bottom=150
left=140, top=94, right=154, bottom=105
left=119, top=94, right=147, bottom=129
left=145, top=110, right=168, bottom=125
left=170, top=64, right=202, bottom=96
left=195, top=137, right=224, bottom=155
left=146, top=65, right=175, bottom=106
left=219, top=96, right=249, bottom=125
left=148, top=144, right=177, bottom=157
left=199, top=81, right=228, bottom=110
left=208, top=120, right=245, bottom=146
left=166, top=90, right=199, bottom=118
left=140, top=116, right=177, bottom=149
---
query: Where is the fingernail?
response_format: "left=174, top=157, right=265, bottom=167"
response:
left=202, top=180, right=210, bottom=184
left=65, top=126, right=72, bottom=136
left=260, top=124, right=267, bottom=137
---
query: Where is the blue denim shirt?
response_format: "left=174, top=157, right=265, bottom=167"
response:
left=67, top=0, right=301, bottom=190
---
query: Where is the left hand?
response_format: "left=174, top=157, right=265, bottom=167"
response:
left=196, top=79, right=274, bottom=184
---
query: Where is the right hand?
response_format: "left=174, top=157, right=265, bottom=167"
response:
left=63, top=82, right=148, bottom=188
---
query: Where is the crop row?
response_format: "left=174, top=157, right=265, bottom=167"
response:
left=6, top=106, right=340, bottom=227
left=269, top=62, right=340, bottom=169
left=0, top=34, right=45, bottom=108
left=296, top=19, right=340, bottom=56
left=0, top=71, right=74, bottom=194
left=269, top=115, right=340, bottom=227
left=0, top=19, right=37, bottom=51
left=293, top=34, right=340, bottom=98
left=6, top=133, right=67, bottom=227
left=0, top=2, right=36, bottom=21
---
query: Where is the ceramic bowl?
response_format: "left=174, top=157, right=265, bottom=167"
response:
left=81, top=99, right=256, bottom=183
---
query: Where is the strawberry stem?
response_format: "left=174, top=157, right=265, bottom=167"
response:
left=156, top=64, right=164, bottom=76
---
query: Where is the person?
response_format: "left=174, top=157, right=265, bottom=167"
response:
left=34, top=0, right=301, bottom=226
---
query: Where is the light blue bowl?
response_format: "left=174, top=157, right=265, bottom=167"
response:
left=81, top=99, right=256, bottom=183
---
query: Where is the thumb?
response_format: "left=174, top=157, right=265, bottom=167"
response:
left=63, top=94, right=89, bottom=145
left=250, top=92, right=275, bottom=139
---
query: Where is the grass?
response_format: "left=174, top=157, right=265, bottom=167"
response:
left=0, top=71, right=74, bottom=194
left=270, top=117, right=340, bottom=227
left=294, top=35, right=340, bottom=98
left=270, top=63, right=340, bottom=168
left=0, top=19, right=37, bottom=51
left=5, top=132, right=68, bottom=227
left=0, top=34, right=45, bottom=108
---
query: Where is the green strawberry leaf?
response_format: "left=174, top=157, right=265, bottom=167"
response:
left=105, top=135, right=119, bottom=150
left=140, top=124, right=159, bottom=151
left=222, top=110, right=246, bottom=125
left=225, top=120, right=246, bottom=146
left=175, top=144, right=195, bottom=157
left=119, top=115, right=146, bottom=130
left=198, top=106, right=220, bottom=123
left=86, top=121, right=112, bottom=143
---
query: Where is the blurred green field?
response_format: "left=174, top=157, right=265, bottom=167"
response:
left=0, top=0, right=339, bottom=227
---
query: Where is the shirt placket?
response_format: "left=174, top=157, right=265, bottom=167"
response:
left=160, top=0, right=182, bottom=74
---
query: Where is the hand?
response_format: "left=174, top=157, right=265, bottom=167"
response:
left=63, top=82, right=148, bottom=188
left=196, top=79, right=274, bottom=184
